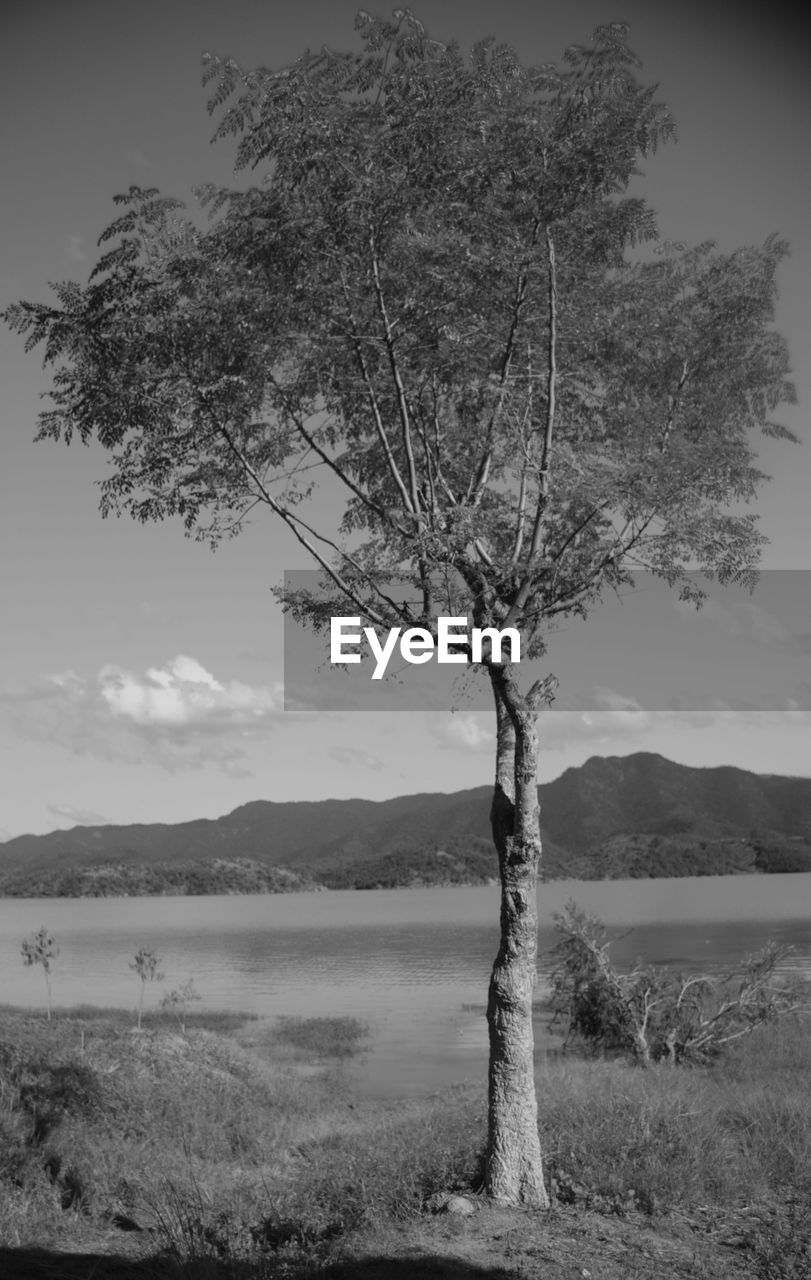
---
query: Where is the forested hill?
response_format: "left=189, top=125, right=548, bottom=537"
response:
left=1, top=753, right=810, bottom=896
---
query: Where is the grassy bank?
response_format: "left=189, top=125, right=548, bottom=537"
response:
left=0, top=1004, right=809, bottom=1278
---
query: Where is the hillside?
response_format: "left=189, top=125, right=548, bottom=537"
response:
left=1, top=753, right=810, bottom=896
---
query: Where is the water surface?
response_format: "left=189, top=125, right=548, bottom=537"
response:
left=1, top=875, right=808, bottom=1095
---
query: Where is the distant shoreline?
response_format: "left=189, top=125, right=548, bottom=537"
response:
left=1, top=859, right=808, bottom=900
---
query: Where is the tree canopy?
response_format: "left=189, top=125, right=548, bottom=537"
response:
left=6, top=13, right=794, bottom=654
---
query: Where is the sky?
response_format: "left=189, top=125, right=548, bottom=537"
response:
left=1, top=0, right=809, bottom=840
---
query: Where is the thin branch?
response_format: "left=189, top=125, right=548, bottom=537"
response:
left=343, top=278, right=417, bottom=517
left=467, top=217, right=542, bottom=507
left=267, top=371, right=396, bottom=529
left=429, top=390, right=460, bottom=508
left=368, top=227, right=421, bottom=517
left=214, top=418, right=401, bottom=627
left=547, top=501, right=611, bottom=565
left=282, top=505, right=413, bottom=622
left=659, top=358, right=689, bottom=454
left=509, top=342, right=536, bottom=565
left=511, top=460, right=530, bottom=565
left=526, top=226, right=558, bottom=562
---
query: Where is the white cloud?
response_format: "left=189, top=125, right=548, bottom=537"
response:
left=99, top=655, right=281, bottom=728
left=538, top=708, right=653, bottom=751
left=541, top=706, right=811, bottom=753
left=0, top=656, right=288, bottom=775
left=431, top=689, right=652, bottom=755
left=47, top=803, right=110, bottom=828
left=591, top=687, right=646, bottom=713
left=328, top=744, right=384, bottom=772
left=430, top=713, right=495, bottom=752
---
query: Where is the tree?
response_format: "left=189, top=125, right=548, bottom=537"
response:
left=160, top=978, right=202, bottom=1034
left=129, top=947, right=164, bottom=1030
left=548, top=901, right=808, bottom=1065
left=3, top=12, right=796, bottom=1205
left=21, top=928, right=59, bottom=1020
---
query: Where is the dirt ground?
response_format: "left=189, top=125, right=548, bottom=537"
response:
left=317, top=1195, right=807, bottom=1280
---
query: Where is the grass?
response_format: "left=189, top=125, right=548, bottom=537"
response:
left=0, top=1003, right=809, bottom=1278
left=271, top=1015, right=369, bottom=1058
left=0, top=1002, right=259, bottom=1035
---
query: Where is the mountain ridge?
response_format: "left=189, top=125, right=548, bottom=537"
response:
left=2, top=752, right=810, bottom=896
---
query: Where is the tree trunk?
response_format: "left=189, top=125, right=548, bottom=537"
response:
left=485, top=663, right=555, bottom=1207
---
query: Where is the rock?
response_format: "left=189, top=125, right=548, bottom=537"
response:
left=426, top=1192, right=477, bottom=1216
left=443, top=1195, right=476, bottom=1217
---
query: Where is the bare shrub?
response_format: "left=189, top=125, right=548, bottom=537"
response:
left=548, top=901, right=808, bottom=1065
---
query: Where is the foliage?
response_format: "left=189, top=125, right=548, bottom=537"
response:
left=548, top=902, right=809, bottom=1065
left=2, top=15, right=794, bottom=650
left=1, top=833, right=808, bottom=899
left=273, top=1015, right=369, bottom=1058
left=129, top=947, right=164, bottom=1030
left=159, top=979, right=202, bottom=1034
left=1, top=834, right=808, bottom=899
left=0, top=857, right=314, bottom=898
left=752, top=838, right=811, bottom=875
left=20, top=929, right=59, bottom=1021
left=315, top=836, right=496, bottom=889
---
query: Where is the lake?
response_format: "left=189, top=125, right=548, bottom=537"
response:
left=1, top=874, right=809, bottom=1096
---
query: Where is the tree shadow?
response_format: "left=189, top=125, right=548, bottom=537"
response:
left=308, top=1258, right=523, bottom=1279
left=0, top=1249, right=157, bottom=1280
left=0, top=1247, right=522, bottom=1279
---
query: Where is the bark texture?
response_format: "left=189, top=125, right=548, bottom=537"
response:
left=485, top=664, right=555, bottom=1207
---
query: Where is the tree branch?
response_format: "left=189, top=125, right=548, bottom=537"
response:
left=467, top=218, right=541, bottom=507
left=368, top=227, right=421, bottom=518
left=214, top=418, right=403, bottom=627
left=267, top=370, right=397, bottom=530
left=525, top=226, right=558, bottom=563
left=343, top=277, right=417, bottom=518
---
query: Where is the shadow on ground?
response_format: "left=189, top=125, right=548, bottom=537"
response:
left=316, top=1259, right=522, bottom=1278
left=0, top=1250, right=162, bottom=1280
left=0, top=1248, right=522, bottom=1280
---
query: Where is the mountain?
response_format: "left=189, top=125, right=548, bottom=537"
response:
left=1, top=753, right=810, bottom=896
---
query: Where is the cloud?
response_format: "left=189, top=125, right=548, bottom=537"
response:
left=591, top=687, right=646, bottom=713
left=539, top=709, right=653, bottom=751
left=47, top=803, right=110, bottom=828
left=0, top=656, right=288, bottom=775
left=328, top=745, right=384, bottom=772
left=98, top=654, right=277, bottom=728
left=430, top=689, right=655, bottom=755
left=665, top=689, right=811, bottom=712
left=543, top=706, right=811, bottom=750
left=430, top=713, right=495, bottom=752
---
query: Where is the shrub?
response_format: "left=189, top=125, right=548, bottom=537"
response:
left=548, top=900, right=808, bottom=1065
left=20, top=929, right=59, bottom=1020
left=274, top=1016, right=369, bottom=1058
left=129, top=947, right=164, bottom=1030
